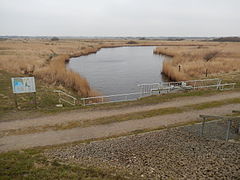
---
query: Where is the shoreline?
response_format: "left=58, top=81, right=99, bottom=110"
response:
left=2, top=39, right=238, bottom=97
left=63, top=44, right=165, bottom=97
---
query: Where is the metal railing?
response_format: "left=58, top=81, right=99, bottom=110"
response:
left=217, top=83, right=236, bottom=90
left=81, top=92, right=142, bottom=106
left=199, top=114, right=240, bottom=141
left=80, top=78, right=236, bottom=106
left=54, top=90, right=77, bottom=106
left=138, top=78, right=236, bottom=95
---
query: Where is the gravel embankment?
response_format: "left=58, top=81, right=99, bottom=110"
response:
left=46, top=127, right=240, bottom=179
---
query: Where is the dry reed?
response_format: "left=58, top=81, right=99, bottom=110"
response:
left=154, top=42, right=240, bottom=81
left=2, top=39, right=240, bottom=96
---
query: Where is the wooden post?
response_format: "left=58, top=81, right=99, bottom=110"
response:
left=33, top=92, right=37, bottom=109
left=178, top=65, right=181, bottom=72
left=201, top=117, right=206, bottom=136
left=226, top=120, right=231, bottom=141
left=239, top=121, right=240, bottom=134
left=14, top=93, right=18, bottom=109
left=205, top=69, right=208, bottom=77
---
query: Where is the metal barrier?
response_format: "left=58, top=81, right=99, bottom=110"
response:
left=80, top=78, right=236, bottom=106
left=138, top=79, right=236, bottom=95
left=137, top=83, right=161, bottom=96
left=217, top=83, right=236, bottom=90
left=81, top=92, right=142, bottom=106
left=54, top=90, right=77, bottom=106
left=199, top=114, right=240, bottom=141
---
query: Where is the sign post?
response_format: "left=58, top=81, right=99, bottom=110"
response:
left=11, top=77, right=36, bottom=109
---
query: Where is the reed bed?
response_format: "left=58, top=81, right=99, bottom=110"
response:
left=0, top=39, right=126, bottom=97
left=154, top=42, right=240, bottom=81
left=1, top=39, right=240, bottom=97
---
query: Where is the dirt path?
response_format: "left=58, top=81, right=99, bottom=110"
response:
left=0, top=91, right=240, bottom=131
left=1, top=103, right=240, bottom=152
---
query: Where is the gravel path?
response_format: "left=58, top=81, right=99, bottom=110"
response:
left=0, top=91, right=240, bottom=131
left=1, top=104, right=240, bottom=152
left=46, top=127, right=240, bottom=179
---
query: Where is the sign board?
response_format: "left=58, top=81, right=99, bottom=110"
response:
left=11, top=77, right=36, bottom=94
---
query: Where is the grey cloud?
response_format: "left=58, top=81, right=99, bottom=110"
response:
left=0, top=0, right=239, bottom=36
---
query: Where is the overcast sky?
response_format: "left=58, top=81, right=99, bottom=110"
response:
left=0, top=0, right=239, bottom=37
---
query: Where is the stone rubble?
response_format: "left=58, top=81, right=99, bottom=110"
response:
left=46, top=127, right=240, bottom=179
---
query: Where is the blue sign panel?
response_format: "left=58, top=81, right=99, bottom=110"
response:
left=11, top=77, right=36, bottom=94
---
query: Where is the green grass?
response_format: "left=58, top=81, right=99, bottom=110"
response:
left=0, top=70, right=81, bottom=121
left=0, top=149, right=128, bottom=180
left=3, top=97, right=240, bottom=137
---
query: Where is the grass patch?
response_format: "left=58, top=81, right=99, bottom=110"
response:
left=1, top=67, right=234, bottom=122
left=83, top=88, right=232, bottom=110
left=191, top=98, right=240, bottom=110
left=0, top=70, right=82, bottom=121
left=0, top=149, right=128, bottom=180
left=3, top=97, right=240, bottom=137
left=1, top=69, right=239, bottom=122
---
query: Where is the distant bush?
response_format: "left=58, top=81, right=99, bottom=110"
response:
left=203, top=51, right=218, bottom=61
left=212, top=37, right=240, bottom=42
left=127, top=41, right=138, bottom=44
left=51, top=37, right=59, bottom=41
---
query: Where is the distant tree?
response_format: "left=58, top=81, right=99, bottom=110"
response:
left=127, top=40, right=138, bottom=44
left=51, top=37, right=59, bottom=41
left=212, top=37, right=240, bottom=42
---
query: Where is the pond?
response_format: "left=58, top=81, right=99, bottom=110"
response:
left=68, top=46, right=168, bottom=95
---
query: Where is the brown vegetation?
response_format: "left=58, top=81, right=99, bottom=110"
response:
left=1, top=39, right=240, bottom=96
left=0, top=38, right=163, bottom=97
left=0, top=39, right=118, bottom=97
left=154, top=41, right=240, bottom=81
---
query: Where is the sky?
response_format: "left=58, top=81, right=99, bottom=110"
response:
left=0, top=0, right=239, bottom=37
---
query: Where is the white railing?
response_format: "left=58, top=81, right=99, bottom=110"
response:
left=137, top=83, right=161, bottom=95
left=81, top=92, right=142, bottom=106
left=138, top=78, right=230, bottom=94
left=54, top=90, right=77, bottom=106
left=81, top=79, right=236, bottom=106
left=217, top=83, right=236, bottom=90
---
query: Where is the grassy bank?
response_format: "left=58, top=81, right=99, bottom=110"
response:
left=2, top=39, right=240, bottom=98
left=0, top=149, right=128, bottom=180
left=1, top=68, right=238, bottom=121
left=0, top=39, right=128, bottom=98
left=2, top=96, right=240, bottom=137
left=0, top=38, right=167, bottom=98
left=0, top=70, right=83, bottom=121
left=154, top=41, right=240, bottom=82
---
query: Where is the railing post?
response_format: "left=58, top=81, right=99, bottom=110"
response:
left=226, top=119, right=232, bottom=141
left=82, top=99, right=86, bottom=106
left=201, top=117, right=206, bottom=137
left=238, top=121, right=240, bottom=134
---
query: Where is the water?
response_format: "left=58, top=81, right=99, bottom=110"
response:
left=68, top=46, right=167, bottom=95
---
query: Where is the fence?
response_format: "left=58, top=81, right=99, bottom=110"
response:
left=54, top=90, right=78, bottom=106
left=81, top=92, right=142, bottom=106
left=80, top=78, right=236, bottom=106
left=138, top=78, right=236, bottom=95
left=199, top=114, right=240, bottom=141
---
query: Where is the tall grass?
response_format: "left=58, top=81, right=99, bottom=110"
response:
left=0, top=39, right=125, bottom=97
left=155, top=42, right=240, bottom=81
left=2, top=39, right=240, bottom=96
left=34, top=55, right=100, bottom=97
